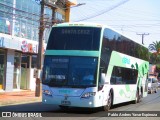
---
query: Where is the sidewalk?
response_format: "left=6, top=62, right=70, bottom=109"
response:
left=0, top=90, right=42, bottom=107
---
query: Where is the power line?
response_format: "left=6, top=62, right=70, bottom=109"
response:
left=74, top=0, right=130, bottom=22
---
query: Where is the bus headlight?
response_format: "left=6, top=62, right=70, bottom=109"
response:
left=81, top=92, right=96, bottom=98
left=43, top=90, right=52, bottom=96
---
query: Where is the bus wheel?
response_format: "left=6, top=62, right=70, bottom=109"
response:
left=104, top=92, right=112, bottom=111
left=134, top=90, right=140, bottom=104
left=155, top=88, right=158, bottom=93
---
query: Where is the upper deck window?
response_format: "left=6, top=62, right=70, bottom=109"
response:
left=47, top=27, right=101, bottom=51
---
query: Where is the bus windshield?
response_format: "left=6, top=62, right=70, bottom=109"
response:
left=42, top=56, right=98, bottom=88
left=47, top=27, right=101, bottom=50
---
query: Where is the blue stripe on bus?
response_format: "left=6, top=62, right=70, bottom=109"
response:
left=45, top=50, right=99, bottom=57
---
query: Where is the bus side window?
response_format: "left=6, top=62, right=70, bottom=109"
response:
left=110, top=76, right=116, bottom=84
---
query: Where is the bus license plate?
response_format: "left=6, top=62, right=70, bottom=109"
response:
left=61, top=100, right=71, bottom=105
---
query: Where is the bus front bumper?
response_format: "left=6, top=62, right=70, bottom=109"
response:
left=42, top=94, right=100, bottom=108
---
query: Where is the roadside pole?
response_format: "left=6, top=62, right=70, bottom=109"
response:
left=35, top=0, right=57, bottom=97
left=35, top=0, right=45, bottom=97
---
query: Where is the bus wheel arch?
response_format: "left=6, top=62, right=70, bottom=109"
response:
left=104, top=89, right=113, bottom=111
left=155, top=87, right=158, bottom=93
left=134, top=88, right=140, bottom=104
left=141, top=86, right=143, bottom=98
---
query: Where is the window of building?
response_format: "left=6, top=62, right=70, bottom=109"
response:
left=14, top=0, right=41, bottom=41
left=21, top=54, right=30, bottom=68
left=21, top=54, right=37, bottom=68
left=0, top=17, right=5, bottom=34
left=55, top=11, right=64, bottom=23
left=31, top=55, right=37, bottom=68
left=0, top=49, right=6, bottom=90
left=0, top=0, right=13, bottom=35
left=21, top=20, right=27, bottom=38
left=0, top=0, right=63, bottom=42
left=0, top=17, right=11, bottom=35
left=26, top=24, right=32, bottom=39
left=14, top=20, right=21, bottom=37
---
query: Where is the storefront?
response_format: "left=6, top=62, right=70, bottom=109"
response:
left=0, top=34, right=45, bottom=92
left=0, top=0, right=76, bottom=92
left=20, top=54, right=38, bottom=90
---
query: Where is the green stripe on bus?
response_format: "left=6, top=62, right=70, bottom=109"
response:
left=45, top=50, right=100, bottom=57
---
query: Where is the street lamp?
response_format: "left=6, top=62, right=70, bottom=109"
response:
left=72, top=3, right=86, bottom=7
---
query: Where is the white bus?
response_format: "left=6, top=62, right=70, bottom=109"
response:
left=42, top=22, right=149, bottom=111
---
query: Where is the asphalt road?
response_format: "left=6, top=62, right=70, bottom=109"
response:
left=0, top=90, right=160, bottom=120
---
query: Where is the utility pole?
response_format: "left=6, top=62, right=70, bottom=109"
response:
left=38, top=0, right=45, bottom=70
left=137, top=33, right=149, bottom=45
left=35, top=0, right=57, bottom=97
left=35, top=0, right=45, bottom=97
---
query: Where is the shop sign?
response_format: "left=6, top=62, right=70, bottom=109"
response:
left=21, top=40, right=38, bottom=53
left=0, top=36, right=21, bottom=50
left=0, top=37, right=4, bottom=47
left=21, top=40, right=46, bottom=53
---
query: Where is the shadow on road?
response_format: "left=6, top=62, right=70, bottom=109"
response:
left=0, top=101, right=136, bottom=117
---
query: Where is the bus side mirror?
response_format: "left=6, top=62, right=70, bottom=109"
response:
left=100, top=67, right=106, bottom=73
left=100, top=67, right=106, bottom=74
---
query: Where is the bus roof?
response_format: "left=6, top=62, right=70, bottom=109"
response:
left=54, top=22, right=103, bottom=28
left=53, top=22, right=147, bottom=48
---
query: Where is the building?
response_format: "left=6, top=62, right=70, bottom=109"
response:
left=0, top=0, right=76, bottom=92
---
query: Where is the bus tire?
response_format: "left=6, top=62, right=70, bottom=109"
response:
left=134, top=90, right=140, bottom=104
left=141, top=87, right=143, bottom=98
left=155, top=88, right=158, bottom=93
left=104, top=92, right=112, bottom=111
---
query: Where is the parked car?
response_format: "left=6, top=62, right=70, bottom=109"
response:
left=148, top=77, right=159, bottom=94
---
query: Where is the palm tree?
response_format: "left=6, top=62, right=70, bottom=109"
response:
left=148, top=41, right=160, bottom=54
left=148, top=41, right=160, bottom=64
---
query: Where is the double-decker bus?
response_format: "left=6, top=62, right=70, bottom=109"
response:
left=42, top=22, right=149, bottom=111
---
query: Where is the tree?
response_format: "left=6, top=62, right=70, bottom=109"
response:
left=149, top=41, right=160, bottom=73
left=148, top=41, right=160, bottom=54
left=148, top=41, right=160, bottom=63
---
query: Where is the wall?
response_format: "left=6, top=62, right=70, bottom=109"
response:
left=29, top=69, right=36, bottom=91
left=5, top=50, right=14, bottom=91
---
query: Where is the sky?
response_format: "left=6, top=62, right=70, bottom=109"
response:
left=70, top=0, right=160, bottom=48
